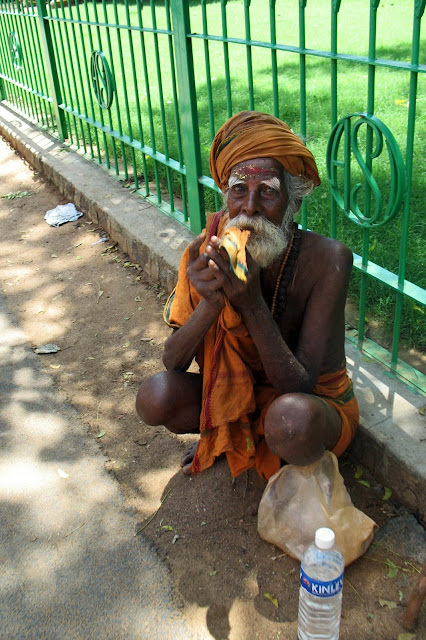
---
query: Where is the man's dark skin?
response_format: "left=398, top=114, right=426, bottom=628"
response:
left=136, top=158, right=353, bottom=474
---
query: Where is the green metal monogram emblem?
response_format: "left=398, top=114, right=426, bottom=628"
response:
left=9, top=32, right=22, bottom=71
left=327, top=113, right=406, bottom=228
left=90, top=50, right=114, bottom=110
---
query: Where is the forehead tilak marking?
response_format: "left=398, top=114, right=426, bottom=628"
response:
left=231, top=163, right=281, bottom=178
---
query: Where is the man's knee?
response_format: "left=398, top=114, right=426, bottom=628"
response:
left=264, top=392, right=340, bottom=466
left=136, top=372, right=170, bottom=425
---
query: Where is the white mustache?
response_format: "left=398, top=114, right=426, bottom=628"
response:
left=224, top=214, right=289, bottom=268
left=226, top=214, right=276, bottom=234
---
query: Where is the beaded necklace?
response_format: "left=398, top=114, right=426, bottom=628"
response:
left=270, top=225, right=301, bottom=322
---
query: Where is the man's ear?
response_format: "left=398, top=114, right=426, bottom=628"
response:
left=293, top=198, right=303, bottom=214
left=221, top=189, right=229, bottom=211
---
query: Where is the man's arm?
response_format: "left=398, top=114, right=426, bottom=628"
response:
left=163, top=299, right=222, bottom=371
left=240, top=297, right=311, bottom=394
left=162, top=233, right=224, bottom=372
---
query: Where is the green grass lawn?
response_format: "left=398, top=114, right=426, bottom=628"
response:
left=17, top=0, right=425, bottom=351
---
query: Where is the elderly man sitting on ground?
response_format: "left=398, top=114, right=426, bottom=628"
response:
left=136, top=111, right=359, bottom=481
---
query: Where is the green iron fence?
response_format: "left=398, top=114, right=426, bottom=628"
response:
left=0, top=0, right=425, bottom=391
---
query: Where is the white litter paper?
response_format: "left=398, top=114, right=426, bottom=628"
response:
left=45, top=203, right=83, bottom=227
left=33, top=344, right=61, bottom=354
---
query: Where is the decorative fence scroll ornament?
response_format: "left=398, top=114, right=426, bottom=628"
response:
left=9, top=31, right=22, bottom=70
left=90, top=50, right=114, bottom=109
left=326, top=113, right=406, bottom=228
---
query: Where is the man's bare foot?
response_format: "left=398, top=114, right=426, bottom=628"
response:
left=181, top=441, right=198, bottom=475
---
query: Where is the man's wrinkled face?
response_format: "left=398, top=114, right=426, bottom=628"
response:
left=224, top=158, right=292, bottom=268
left=226, top=158, right=288, bottom=227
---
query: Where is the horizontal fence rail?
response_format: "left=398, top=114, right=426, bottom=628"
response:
left=0, top=0, right=424, bottom=391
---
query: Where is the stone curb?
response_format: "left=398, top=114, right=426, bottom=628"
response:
left=1, top=103, right=425, bottom=525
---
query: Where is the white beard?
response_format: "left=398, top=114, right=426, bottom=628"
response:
left=223, top=213, right=292, bottom=268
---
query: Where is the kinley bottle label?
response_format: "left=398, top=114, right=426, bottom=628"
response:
left=300, top=567, right=344, bottom=598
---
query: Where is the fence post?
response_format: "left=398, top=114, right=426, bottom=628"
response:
left=34, top=0, right=67, bottom=141
left=0, top=35, right=5, bottom=100
left=170, top=0, right=205, bottom=234
left=0, top=16, right=6, bottom=100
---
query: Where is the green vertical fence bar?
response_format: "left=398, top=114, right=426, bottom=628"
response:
left=244, top=0, right=254, bottom=111
left=165, top=0, right=188, bottom=222
left=22, top=11, right=40, bottom=121
left=101, top=0, right=127, bottom=179
left=34, top=0, right=66, bottom=140
left=59, top=0, right=85, bottom=149
left=150, top=0, right=173, bottom=207
left=171, top=0, right=204, bottom=234
left=74, top=0, right=101, bottom=161
left=201, top=0, right=220, bottom=212
left=48, top=1, right=73, bottom=140
left=19, top=1, right=40, bottom=123
left=67, top=0, right=93, bottom=157
left=112, top=0, right=137, bottom=184
left=101, top=0, right=120, bottom=173
left=21, top=4, right=48, bottom=127
left=124, top=0, right=143, bottom=191
left=358, top=0, right=380, bottom=345
left=9, top=1, right=32, bottom=117
left=62, top=1, right=86, bottom=149
left=391, top=0, right=425, bottom=368
left=343, top=118, right=351, bottom=213
left=18, top=3, right=37, bottom=120
left=127, top=0, right=149, bottom=194
left=138, top=0, right=160, bottom=199
left=2, top=1, right=20, bottom=110
left=299, top=0, right=307, bottom=229
left=63, top=0, right=87, bottom=150
left=92, top=0, right=117, bottom=172
left=270, top=0, right=278, bottom=117
left=51, top=0, right=78, bottom=144
left=0, top=4, right=9, bottom=101
left=201, top=0, right=214, bottom=142
left=220, top=0, right=232, bottom=119
left=0, top=4, right=14, bottom=103
left=330, top=0, right=341, bottom=239
left=330, top=0, right=341, bottom=127
left=33, top=1, right=55, bottom=130
left=5, top=1, right=22, bottom=115
left=11, top=2, right=35, bottom=120
left=146, top=0, right=163, bottom=202
left=83, top=0, right=109, bottom=167
left=0, top=2, right=5, bottom=101
left=0, top=4, right=16, bottom=104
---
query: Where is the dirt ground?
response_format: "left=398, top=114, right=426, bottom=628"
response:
left=0, top=136, right=424, bottom=640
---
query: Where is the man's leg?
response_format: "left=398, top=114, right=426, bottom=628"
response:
left=136, top=370, right=202, bottom=435
left=264, top=392, right=341, bottom=466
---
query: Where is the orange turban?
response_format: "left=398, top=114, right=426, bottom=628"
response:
left=209, top=111, right=320, bottom=192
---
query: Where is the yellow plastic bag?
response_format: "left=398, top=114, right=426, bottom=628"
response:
left=257, top=451, right=376, bottom=566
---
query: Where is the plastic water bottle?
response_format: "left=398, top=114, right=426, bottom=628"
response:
left=297, top=527, right=345, bottom=640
